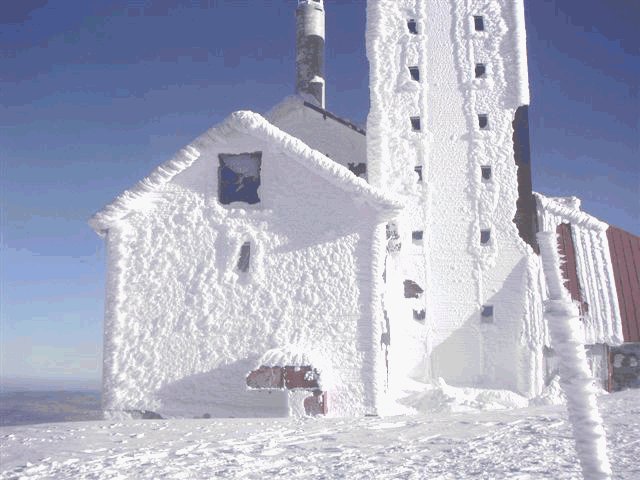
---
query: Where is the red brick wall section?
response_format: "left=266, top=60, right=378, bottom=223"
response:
left=607, top=226, right=640, bottom=342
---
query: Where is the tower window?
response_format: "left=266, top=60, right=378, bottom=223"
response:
left=409, top=66, right=420, bottom=81
left=475, top=63, right=486, bottom=78
left=414, top=165, right=423, bottom=182
left=481, top=165, right=492, bottom=181
left=412, top=230, right=424, bottom=242
left=481, top=305, right=494, bottom=323
left=404, top=280, right=424, bottom=298
left=237, top=241, right=251, bottom=273
left=410, top=116, right=421, bottom=131
left=413, top=309, right=426, bottom=322
left=219, top=152, right=262, bottom=205
left=348, top=162, right=367, bottom=179
left=480, top=229, right=491, bottom=245
left=474, top=16, right=485, bottom=31
left=407, top=19, right=418, bottom=34
left=478, top=114, right=489, bottom=129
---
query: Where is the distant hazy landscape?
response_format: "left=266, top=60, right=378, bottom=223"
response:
left=0, top=390, right=101, bottom=427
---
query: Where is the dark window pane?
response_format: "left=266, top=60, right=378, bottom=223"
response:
left=481, top=305, right=494, bottom=323
left=237, top=242, right=251, bottom=272
left=481, top=165, right=492, bottom=180
left=409, top=66, right=420, bottom=81
left=219, top=152, right=262, bottom=205
left=386, top=222, right=401, bottom=252
left=474, top=16, right=484, bottom=31
left=412, top=230, right=424, bottom=241
left=404, top=280, right=424, bottom=298
left=413, top=309, right=426, bottom=322
left=407, top=19, right=418, bottom=34
left=411, top=116, right=421, bottom=131
left=478, top=114, right=488, bottom=129
left=475, top=63, right=486, bottom=78
left=480, top=229, right=491, bottom=245
left=348, top=162, right=367, bottom=179
left=414, top=165, right=423, bottom=182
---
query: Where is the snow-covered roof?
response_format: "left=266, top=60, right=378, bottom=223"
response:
left=89, top=110, right=402, bottom=235
left=535, top=192, right=608, bottom=231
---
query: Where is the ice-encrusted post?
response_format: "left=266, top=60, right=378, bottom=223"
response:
left=537, top=231, right=611, bottom=480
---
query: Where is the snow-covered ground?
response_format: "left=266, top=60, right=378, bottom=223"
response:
left=1, top=389, right=637, bottom=479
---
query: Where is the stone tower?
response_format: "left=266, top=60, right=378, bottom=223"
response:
left=296, top=0, right=325, bottom=108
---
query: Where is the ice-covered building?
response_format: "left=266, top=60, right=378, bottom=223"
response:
left=91, top=0, right=639, bottom=418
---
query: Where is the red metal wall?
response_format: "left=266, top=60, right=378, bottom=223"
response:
left=556, top=223, right=584, bottom=305
left=607, top=226, right=640, bottom=342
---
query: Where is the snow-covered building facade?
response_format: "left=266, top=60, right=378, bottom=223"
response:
left=90, top=110, right=401, bottom=418
left=367, top=0, right=546, bottom=402
left=91, top=0, right=638, bottom=418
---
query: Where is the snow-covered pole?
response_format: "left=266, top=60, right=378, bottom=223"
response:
left=537, top=231, right=611, bottom=480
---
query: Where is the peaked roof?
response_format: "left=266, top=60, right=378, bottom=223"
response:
left=89, top=110, right=402, bottom=235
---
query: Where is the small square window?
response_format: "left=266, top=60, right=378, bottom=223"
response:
left=410, top=116, right=421, bottom=131
left=412, top=230, right=423, bottom=242
left=413, top=309, right=426, bottom=322
left=348, top=162, right=367, bottom=179
left=475, top=63, right=486, bottom=78
left=407, top=19, right=418, bottom=34
left=481, top=305, right=494, bottom=323
left=219, top=152, right=262, bottom=205
left=404, top=279, right=424, bottom=298
left=409, top=66, right=420, bottom=81
left=474, top=15, right=485, bottom=31
left=481, top=165, right=492, bottom=181
left=237, top=241, right=251, bottom=273
left=478, top=114, right=489, bottom=129
left=480, top=229, right=491, bottom=245
left=414, top=165, right=423, bottom=183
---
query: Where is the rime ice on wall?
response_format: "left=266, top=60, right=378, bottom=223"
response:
left=91, top=112, right=400, bottom=418
left=367, top=0, right=543, bottom=400
left=536, top=193, right=623, bottom=346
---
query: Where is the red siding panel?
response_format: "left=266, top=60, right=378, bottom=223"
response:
left=608, top=229, right=631, bottom=341
left=556, top=223, right=583, bottom=304
left=621, top=232, right=640, bottom=341
left=607, top=226, right=640, bottom=342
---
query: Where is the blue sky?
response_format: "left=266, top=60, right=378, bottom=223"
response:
left=1, top=0, right=638, bottom=387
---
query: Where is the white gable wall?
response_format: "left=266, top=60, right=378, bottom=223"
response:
left=101, top=127, right=387, bottom=418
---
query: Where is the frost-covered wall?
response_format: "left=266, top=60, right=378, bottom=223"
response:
left=92, top=112, right=399, bottom=418
left=367, top=0, right=544, bottom=400
left=536, top=193, right=623, bottom=346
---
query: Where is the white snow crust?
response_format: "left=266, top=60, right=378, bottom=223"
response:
left=2, top=389, right=638, bottom=479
